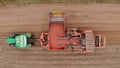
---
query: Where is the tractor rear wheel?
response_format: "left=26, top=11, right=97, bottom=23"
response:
left=9, top=34, right=18, bottom=38
left=28, top=38, right=34, bottom=45
left=31, top=34, right=35, bottom=38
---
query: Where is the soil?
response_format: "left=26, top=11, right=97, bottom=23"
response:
left=0, top=4, right=120, bottom=68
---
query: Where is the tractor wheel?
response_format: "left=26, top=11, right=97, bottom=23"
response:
left=28, top=38, right=34, bottom=45
left=31, top=34, right=35, bottom=38
left=9, top=44, right=15, bottom=47
left=9, top=34, right=18, bottom=38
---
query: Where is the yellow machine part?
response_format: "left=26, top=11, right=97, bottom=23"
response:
left=52, top=12, right=63, bottom=17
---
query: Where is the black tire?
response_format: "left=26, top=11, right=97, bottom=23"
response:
left=95, top=36, right=99, bottom=47
left=31, top=34, right=35, bottom=38
left=67, top=34, right=72, bottom=39
left=9, top=44, right=15, bottom=47
left=9, top=34, right=18, bottom=38
left=28, top=38, right=34, bottom=45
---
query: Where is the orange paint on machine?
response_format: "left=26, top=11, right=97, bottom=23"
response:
left=40, top=12, right=106, bottom=52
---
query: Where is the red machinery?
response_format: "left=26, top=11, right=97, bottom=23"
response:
left=40, top=12, right=106, bottom=52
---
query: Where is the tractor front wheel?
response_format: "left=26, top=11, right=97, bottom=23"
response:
left=9, top=43, right=15, bottom=47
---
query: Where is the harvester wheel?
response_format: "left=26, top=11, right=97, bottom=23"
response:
left=77, top=30, right=80, bottom=32
left=67, top=34, right=72, bottom=39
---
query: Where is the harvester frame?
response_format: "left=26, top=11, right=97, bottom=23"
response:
left=40, top=12, right=106, bottom=52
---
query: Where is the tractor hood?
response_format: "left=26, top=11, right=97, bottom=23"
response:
left=6, top=38, right=16, bottom=44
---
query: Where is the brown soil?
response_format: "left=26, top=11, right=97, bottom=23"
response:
left=0, top=4, right=120, bottom=68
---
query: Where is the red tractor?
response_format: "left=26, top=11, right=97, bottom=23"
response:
left=40, top=12, right=106, bottom=52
